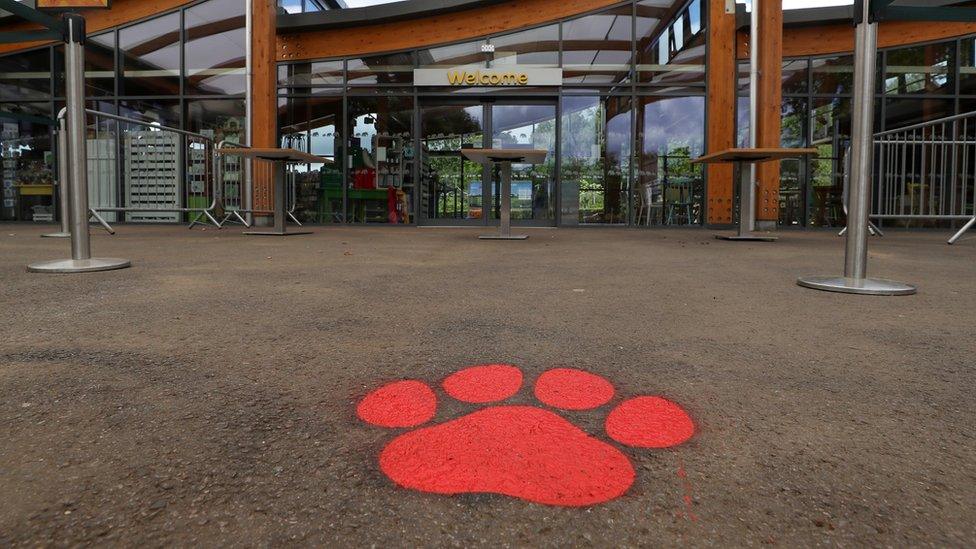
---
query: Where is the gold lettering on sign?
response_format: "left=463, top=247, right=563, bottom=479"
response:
left=445, top=70, right=530, bottom=86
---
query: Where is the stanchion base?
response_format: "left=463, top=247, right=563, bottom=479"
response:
left=714, top=233, right=778, bottom=242
left=479, top=234, right=529, bottom=240
left=40, top=232, right=71, bottom=238
left=27, top=257, right=131, bottom=274
left=797, top=276, right=917, bottom=296
left=242, top=231, right=313, bottom=236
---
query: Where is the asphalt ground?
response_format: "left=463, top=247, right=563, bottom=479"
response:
left=1, top=223, right=974, bottom=546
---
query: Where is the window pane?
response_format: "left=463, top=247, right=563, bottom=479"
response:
left=417, top=40, right=487, bottom=69
left=490, top=104, right=557, bottom=222
left=278, top=60, right=343, bottom=87
left=347, top=52, right=413, bottom=85
left=885, top=98, right=954, bottom=131
left=185, top=0, right=247, bottom=95
left=307, top=95, right=343, bottom=223
left=346, top=95, right=414, bottom=223
left=0, top=103, right=54, bottom=221
left=960, top=38, right=976, bottom=95
left=419, top=101, right=485, bottom=222
left=120, top=12, right=181, bottom=96
left=185, top=98, right=245, bottom=142
left=562, top=6, right=633, bottom=86
left=637, top=0, right=706, bottom=87
left=782, top=58, right=808, bottom=94
left=490, top=24, right=558, bottom=68
left=779, top=158, right=803, bottom=226
left=809, top=97, right=851, bottom=228
left=811, top=55, right=854, bottom=95
left=781, top=97, right=808, bottom=148
left=636, top=95, right=704, bottom=225
left=561, top=96, right=631, bottom=224
left=737, top=94, right=749, bottom=147
left=277, top=95, right=344, bottom=223
left=744, top=61, right=808, bottom=95
left=884, top=41, right=954, bottom=96
left=780, top=98, right=808, bottom=227
left=0, top=48, right=51, bottom=100
left=118, top=98, right=182, bottom=129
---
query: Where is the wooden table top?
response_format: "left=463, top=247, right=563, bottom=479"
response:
left=217, top=147, right=330, bottom=164
left=691, top=147, right=819, bottom=165
left=461, top=148, right=548, bottom=164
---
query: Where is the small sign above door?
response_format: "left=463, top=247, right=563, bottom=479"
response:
left=414, top=67, right=562, bottom=87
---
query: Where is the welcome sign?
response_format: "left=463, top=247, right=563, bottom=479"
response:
left=414, top=67, right=562, bottom=87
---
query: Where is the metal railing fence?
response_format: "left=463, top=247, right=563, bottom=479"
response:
left=852, top=110, right=976, bottom=244
left=56, top=107, right=221, bottom=231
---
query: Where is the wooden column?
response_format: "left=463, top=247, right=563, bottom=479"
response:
left=755, top=0, right=783, bottom=227
left=251, top=0, right=277, bottom=214
left=706, top=0, right=737, bottom=225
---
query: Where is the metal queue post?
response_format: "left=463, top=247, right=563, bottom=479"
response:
left=217, top=148, right=327, bottom=236
left=27, top=13, right=131, bottom=273
left=41, top=117, right=71, bottom=238
left=797, top=0, right=916, bottom=296
left=461, top=148, right=548, bottom=240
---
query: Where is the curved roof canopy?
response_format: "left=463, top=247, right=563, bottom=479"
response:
left=278, top=0, right=510, bottom=33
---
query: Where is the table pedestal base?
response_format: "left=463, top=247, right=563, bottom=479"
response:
left=41, top=232, right=71, bottom=238
left=796, top=276, right=916, bottom=296
left=28, top=257, right=131, bottom=273
left=715, top=233, right=778, bottom=242
left=479, top=234, right=528, bottom=240
left=243, top=230, right=313, bottom=237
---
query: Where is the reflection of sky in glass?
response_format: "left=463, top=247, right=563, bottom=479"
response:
left=641, top=97, right=705, bottom=155
left=120, top=13, right=180, bottom=73
left=310, top=126, right=336, bottom=156
left=492, top=105, right=555, bottom=150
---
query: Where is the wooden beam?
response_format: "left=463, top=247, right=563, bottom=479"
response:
left=251, top=0, right=277, bottom=214
left=277, top=0, right=621, bottom=61
left=740, top=20, right=976, bottom=60
left=706, top=0, right=736, bottom=226
left=755, top=0, right=783, bottom=225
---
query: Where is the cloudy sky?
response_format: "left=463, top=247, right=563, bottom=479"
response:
left=343, top=0, right=854, bottom=8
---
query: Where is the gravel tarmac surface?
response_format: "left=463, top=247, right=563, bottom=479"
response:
left=1, top=224, right=974, bottom=547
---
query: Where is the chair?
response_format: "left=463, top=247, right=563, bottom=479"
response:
left=665, top=176, right=696, bottom=225
left=635, top=180, right=661, bottom=226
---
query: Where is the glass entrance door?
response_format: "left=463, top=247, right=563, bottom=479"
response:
left=419, top=99, right=557, bottom=226
left=489, top=103, right=557, bottom=225
left=419, top=101, right=486, bottom=224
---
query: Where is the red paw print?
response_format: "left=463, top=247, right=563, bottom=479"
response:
left=357, top=364, right=694, bottom=507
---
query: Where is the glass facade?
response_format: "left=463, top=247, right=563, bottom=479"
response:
left=739, top=37, right=976, bottom=228
left=278, top=0, right=707, bottom=226
left=1, top=0, right=974, bottom=229
left=0, top=0, right=246, bottom=222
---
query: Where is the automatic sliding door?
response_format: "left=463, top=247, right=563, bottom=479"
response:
left=490, top=103, right=557, bottom=225
left=419, top=102, right=486, bottom=224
